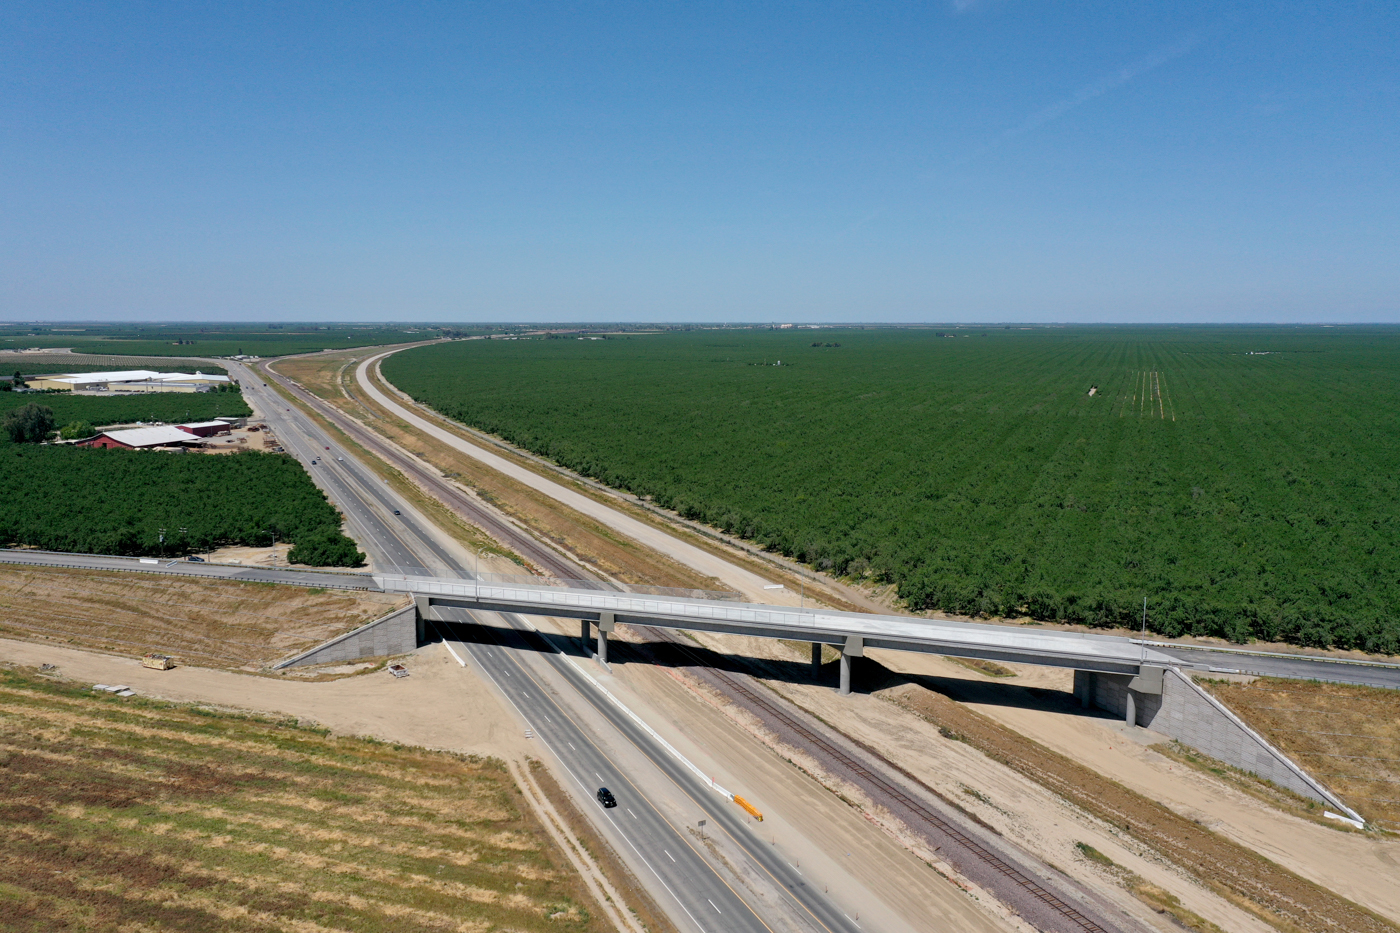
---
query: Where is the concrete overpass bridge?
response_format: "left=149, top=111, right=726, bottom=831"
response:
left=364, top=572, right=1359, bottom=820
left=379, top=572, right=1181, bottom=703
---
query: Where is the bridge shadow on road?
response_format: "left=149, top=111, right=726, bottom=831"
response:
left=430, top=611, right=1116, bottom=721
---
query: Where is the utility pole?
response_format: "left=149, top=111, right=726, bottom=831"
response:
left=1141, top=597, right=1148, bottom=662
left=158, top=528, right=165, bottom=559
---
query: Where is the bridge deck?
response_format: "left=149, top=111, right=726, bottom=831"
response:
left=377, top=574, right=1180, bottom=674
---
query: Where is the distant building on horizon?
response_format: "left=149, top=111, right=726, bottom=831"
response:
left=26, top=369, right=232, bottom=394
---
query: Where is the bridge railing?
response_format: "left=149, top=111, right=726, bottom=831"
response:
left=401, top=569, right=742, bottom=602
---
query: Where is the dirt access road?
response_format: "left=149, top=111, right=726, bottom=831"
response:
left=353, top=350, right=790, bottom=603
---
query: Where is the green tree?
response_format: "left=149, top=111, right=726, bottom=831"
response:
left=11, top=371, right=24, bottom=388
left=3, top=403, right=55, bottom=443
left=59, top=420, right=95, bottom=440
left=287, top=528, right=366, bottom=567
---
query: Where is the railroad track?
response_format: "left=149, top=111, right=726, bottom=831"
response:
left=640, top=626, right=1119, bottom=933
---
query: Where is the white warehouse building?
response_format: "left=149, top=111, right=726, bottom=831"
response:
left=27, top=370, right=232, bottom=394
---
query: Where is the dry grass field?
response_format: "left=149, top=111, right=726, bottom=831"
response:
left=0, top=565, right=405, bottom=669
left=0, top=666, right=606, bottom=932
left=1203, top=677, right=1400, bottom=831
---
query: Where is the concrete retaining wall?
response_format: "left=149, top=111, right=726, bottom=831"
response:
left=274, top=603, right=421, bottom=669
left=1075, top=668, right=1360, bottom=819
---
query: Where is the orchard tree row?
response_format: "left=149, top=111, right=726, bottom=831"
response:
left=384, top=326, right=1400, bottom=653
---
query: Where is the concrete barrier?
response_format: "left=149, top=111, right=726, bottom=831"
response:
left=1076, top=667, right=1362, bottom=820
left=274, top=603, right=420, bottom=669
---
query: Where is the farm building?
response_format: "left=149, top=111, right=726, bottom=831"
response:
left=175, top=420, right=231, bottom=437
left=80, top=426, right=207, bottom=450
left=27, top=370, right=232, bottom=393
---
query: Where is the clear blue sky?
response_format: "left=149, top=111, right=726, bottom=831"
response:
left=2, top=2, right=1396, bottom=323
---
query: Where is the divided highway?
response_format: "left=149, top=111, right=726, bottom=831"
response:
left=229, top=359, right=862, bottom=933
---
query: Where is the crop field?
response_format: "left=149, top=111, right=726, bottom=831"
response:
left=1203, top=677, right=1400, bottom=831
left=0, top=666, right=603, bottom=932
left=0, top=323, right=482, bottom=358
left=383, top=326, right=1400, bottom=651
left=0, top=445, right=364, bottom=566
left=0, top=565, right=403, bottom=669
left=0, top=386, right=251, bottom=429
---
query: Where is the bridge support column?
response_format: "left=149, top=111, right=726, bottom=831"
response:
left=1074, top=670, right=1096, bottom=709
left=839, top=635, right=863, bottom=696
left=1125, top=690, right=1137, bottom=726
left=581, top=619, right=591, bottom=653
left=597, top=612, right=615, bottom=666
left=811, top=642, right=822, bottom=672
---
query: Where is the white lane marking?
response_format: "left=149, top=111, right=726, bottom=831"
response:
left=627, top=808, right=638, bottom=819
left=707, top=899, right=721, bottom=913
left=431, top=615, right=712, bottom=933
left=789, top=863, right=802, bottom=874
left=594, top=772, right=603, bottom=782
left=844, top=913, right=861, bottom=929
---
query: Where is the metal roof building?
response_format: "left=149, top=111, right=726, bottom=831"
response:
left=27, top=370, right=232, bottom=392
left=80, top=426, right=206, bottom=450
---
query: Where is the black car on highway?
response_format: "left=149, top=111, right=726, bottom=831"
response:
left=596, top=787, right=617, bottom=808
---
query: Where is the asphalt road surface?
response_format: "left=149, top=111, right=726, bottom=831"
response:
left=227, top=361, right=451, bottom=577
left=436, top=607, right=839, bottom=933
left=0, top=548, right=374, bottom=589
left=1157, top=644, right=1400, bottom=689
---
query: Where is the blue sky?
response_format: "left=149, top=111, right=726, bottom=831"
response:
left=2, top=2, right=1396, bottom=322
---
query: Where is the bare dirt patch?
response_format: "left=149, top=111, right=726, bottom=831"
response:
left=1201, top=677, right=1400, bottom=831
left=882, top=673, right=1396, bottom=933
left=0, top=565, right=404, bottom=669
left=0, top=666, right=606, bottom=933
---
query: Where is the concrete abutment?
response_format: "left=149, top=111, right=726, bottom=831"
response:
left=1073, top=666, right=1359, bottom=817
left=274, top=603, right=418, bottom=669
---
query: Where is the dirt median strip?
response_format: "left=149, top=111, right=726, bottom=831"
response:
left=887, top=680, right=1397, bottom=933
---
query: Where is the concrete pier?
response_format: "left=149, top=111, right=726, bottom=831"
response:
left=839, top=635, right=863, bottom=696
left=596, top=611, right=614, bottom=666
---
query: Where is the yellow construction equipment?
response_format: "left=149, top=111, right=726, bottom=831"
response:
left=733, top=795, right=763, bottom=821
